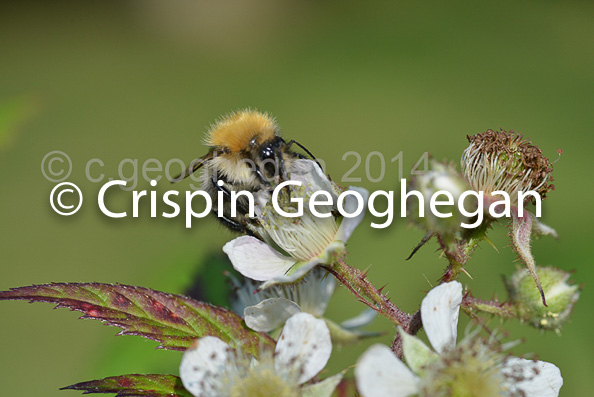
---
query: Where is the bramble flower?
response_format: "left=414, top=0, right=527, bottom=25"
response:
left=461, top=130, right=559, bottom=305
left=229, top=268, right=377, bottom=342
left=506, top=266, right=580, bottom=332
left=224, top=159, right=368, bottom=288
left=229, top=267, right=335, bottom=332
left=180, top=312, right=340, bottom=397
left=355, top=281, right=563, bottom=397
left=230, top=267, right=336, bottom=318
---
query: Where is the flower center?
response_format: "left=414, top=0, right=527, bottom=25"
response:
left=419, top=338, right=506, bottom=397
left=227, top=361, right=300, bottom=397
left=260, top=186, right=338, bottom=261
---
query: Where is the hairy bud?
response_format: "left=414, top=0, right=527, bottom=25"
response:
left=506, top=266, right=580, bottom=331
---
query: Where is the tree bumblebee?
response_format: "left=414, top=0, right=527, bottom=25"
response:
left=175, top=109, right=317, bottom=235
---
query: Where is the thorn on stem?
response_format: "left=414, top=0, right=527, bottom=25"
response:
left=406, top=233, right=433, bottom=260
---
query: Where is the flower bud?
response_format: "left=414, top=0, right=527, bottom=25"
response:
left=505, top=266, right=580, bottom=331
left=461, top=129, right=554, bottom=206
left=408, top=159, right=475, bottom=245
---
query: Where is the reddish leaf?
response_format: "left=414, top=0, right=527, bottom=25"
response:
left=0, top=283, right=274, bottom=357
left=61, top=374, right=192, bottom=397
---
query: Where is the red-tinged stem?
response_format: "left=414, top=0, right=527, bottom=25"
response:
left=461, top=292, right=514, bottom=318
left=391, top=310, right=422, bottom=359
left=323, top=261, right=413, bottom=329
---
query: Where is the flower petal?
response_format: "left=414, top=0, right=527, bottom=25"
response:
left=290, top=159, right=336, bottom=196
left=336, top=186, right=369, bottom=242
left=244, top=297, right=301, bottom=332
left=502, top=357, right=563, bottom=397
left=275, top=312, right=332, bottom=385
left=179, top=336, right=230, bottom=397
left=260, top=258, right=322, bottom=289
left=223, top=236, right=297, bottom=281
left=420, top=281, right=462, bottom=353
left=301, top=373, right=343, bottom=397
left=324, top=318, right=380, bottom=345
left=340, top=308, right=377, bottom=330
left=355, top=344, right=420, bottom=397
left=297, top=267, right=336, bottom=317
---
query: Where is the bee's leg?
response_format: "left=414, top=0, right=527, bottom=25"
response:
left=212, top=176, right=232, bottom=197
left=211, top=177, right=253, bottom=217
left=253, top=167, right=271, bottom=189
left=265, top=152, right=292, bottom=200
left=215, top=210, right=259, bottom=238
left=281, top=177, right=292, bottom=201
left=211, top=178, right=259, bottom=238
left=210, top=179, right=248, bottom=233
left=215, top=212, right=248, bottom=234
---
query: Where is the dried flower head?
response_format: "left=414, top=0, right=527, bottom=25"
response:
left=461, top=130, right=554, bottom=205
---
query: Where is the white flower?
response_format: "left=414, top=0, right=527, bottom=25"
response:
left=229, top=267, right=336, bottom=332
left=229, top=268, right=377, bottom=340
left=180, top=312, right=341, bottom=397
left=223, top=160, right=368, bottom=288
left=355, top=281, right=563, bottom=397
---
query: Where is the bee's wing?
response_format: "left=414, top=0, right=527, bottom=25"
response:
left=170, top=150, right=214, bottom=183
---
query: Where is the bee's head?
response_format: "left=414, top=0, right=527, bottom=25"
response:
left=252, top=135, right=289, bottom=184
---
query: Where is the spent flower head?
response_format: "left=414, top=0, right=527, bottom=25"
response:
left=461, top=129, right=554, bottom=206
left=460, top=130, right=559, bottom=306
left=355, top=281, right=563, bottom=397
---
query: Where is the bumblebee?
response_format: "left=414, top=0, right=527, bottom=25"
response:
left=175, top=109, right=316, bottom=234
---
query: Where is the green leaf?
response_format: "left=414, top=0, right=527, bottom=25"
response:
left=0, top=283, right=274, bottom=357
left=61, top=374, right=192, bottom=397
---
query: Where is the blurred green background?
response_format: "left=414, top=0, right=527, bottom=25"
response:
left=1, top=0, right=592, bottom=396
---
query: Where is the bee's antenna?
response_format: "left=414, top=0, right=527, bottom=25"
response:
left=170, top=150, right=214, bottom=183
left=286, top=139, right=322, bottom=170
